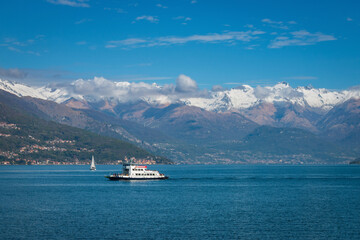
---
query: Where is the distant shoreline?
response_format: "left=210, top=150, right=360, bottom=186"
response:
left=1, top=163, right=358, bottom=166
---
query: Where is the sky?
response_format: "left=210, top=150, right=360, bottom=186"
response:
left=0, top=0, right=359, bottom=90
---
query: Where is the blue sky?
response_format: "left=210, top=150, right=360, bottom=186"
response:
left=0, top=0, right=359, bottom=89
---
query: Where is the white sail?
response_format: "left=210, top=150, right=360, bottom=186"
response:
left=90, top=155, right=96, bottom=170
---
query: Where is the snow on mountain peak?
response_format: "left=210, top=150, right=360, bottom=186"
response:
left=1, top=78, right=359, bottom=112
left=182, top=82, right=360, bottom=112
left=0, top=78, right=69, bottom=103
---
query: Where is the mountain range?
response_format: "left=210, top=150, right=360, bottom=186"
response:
left=1, top=78, right=359, bottom=164
left=0, top=91, right=171, bottom=165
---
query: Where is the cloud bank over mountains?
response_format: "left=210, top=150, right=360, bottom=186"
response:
left=66, top=74, right=208, bottom=104
left=1, top=75, right=360, bottom=112
left=64, top=75, right=218, bottom=104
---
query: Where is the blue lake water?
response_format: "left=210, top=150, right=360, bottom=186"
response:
left=0, top=165, right=359, bottom=240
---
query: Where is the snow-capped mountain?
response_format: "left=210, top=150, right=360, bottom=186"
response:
left=183, top=82, right=360, bottom=112
left=0, top=78, right=69, bottom=103
left=1, top=78, right=359, bottom=164
left=1, top=78, right=359, bottom=112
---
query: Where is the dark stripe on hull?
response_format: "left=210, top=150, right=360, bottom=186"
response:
left=106, top=176, right=169, bottom=181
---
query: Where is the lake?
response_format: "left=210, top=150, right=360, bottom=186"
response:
left=0, top=165, right=359, bottom=239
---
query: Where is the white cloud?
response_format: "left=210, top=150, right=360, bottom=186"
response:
left=105, top=19, right=335, bottom=50
left=117, top=76, right=172, bottom=81
left=173, top=16, right=192, bottom=24
left=224, top=82, right=244, bottom=85
left=262, top=18, right=283, bottom=25
left=104, top=7, right=126, bottom=13
left=2, top=36, right=44, bottom=48
left=173, top=16, right=185, bottom=20
left=59, top=75, right=206, bottom=104
left=106, top=38, right=147, bottom=48
left=105, top=44, right=117, bottom=48
left=175, top=74, right=198, bottom=92
left=75, top=19, right=91, bottom=24
left=1, top=36, right=44, bottom=55
left=106, top=30, right=265, bottom=48
left=76, top=41, right=87, bottom=45
left=211, top=85, right=225, bottom=92
left=254, top=86, right=272, bottom=99
left=124, top=63, right=152, bottom=68
left=261, top=18, right=295, bottom=30
left=283, top=76, right=318, bottom=80
left=245, top=44, right=259, bottom=50
left=7, top=46, right=22, bottom=53
left=254, top=83, right=303, bottom=100
left=7, top=46, right=40, bottom=56
left=46, top=0, right=90, bottom=8
left=0, top=67, right=28, bottom=79
left=135, top=16, right=159, bottom=23
left=156, top=4, right=168, bottom=9
left=346, top=17, right=353, bottom=22
left=268, top=30, right=336, bottom=48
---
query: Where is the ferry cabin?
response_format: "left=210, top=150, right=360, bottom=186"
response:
left=122, top=163, right=161, bottom=178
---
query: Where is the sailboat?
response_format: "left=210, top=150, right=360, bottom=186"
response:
left=90, top=155, right=96, bottom=171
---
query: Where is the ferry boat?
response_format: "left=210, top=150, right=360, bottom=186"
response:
left=105, top=162, right=168, bottom=180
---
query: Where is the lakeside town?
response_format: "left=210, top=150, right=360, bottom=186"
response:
left=0, top=154, right=158, bottom=166
left=0, top=121, right=158, bottom=165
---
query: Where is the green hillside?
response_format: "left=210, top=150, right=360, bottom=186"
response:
left=0, top=102, right=171, bottom=165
